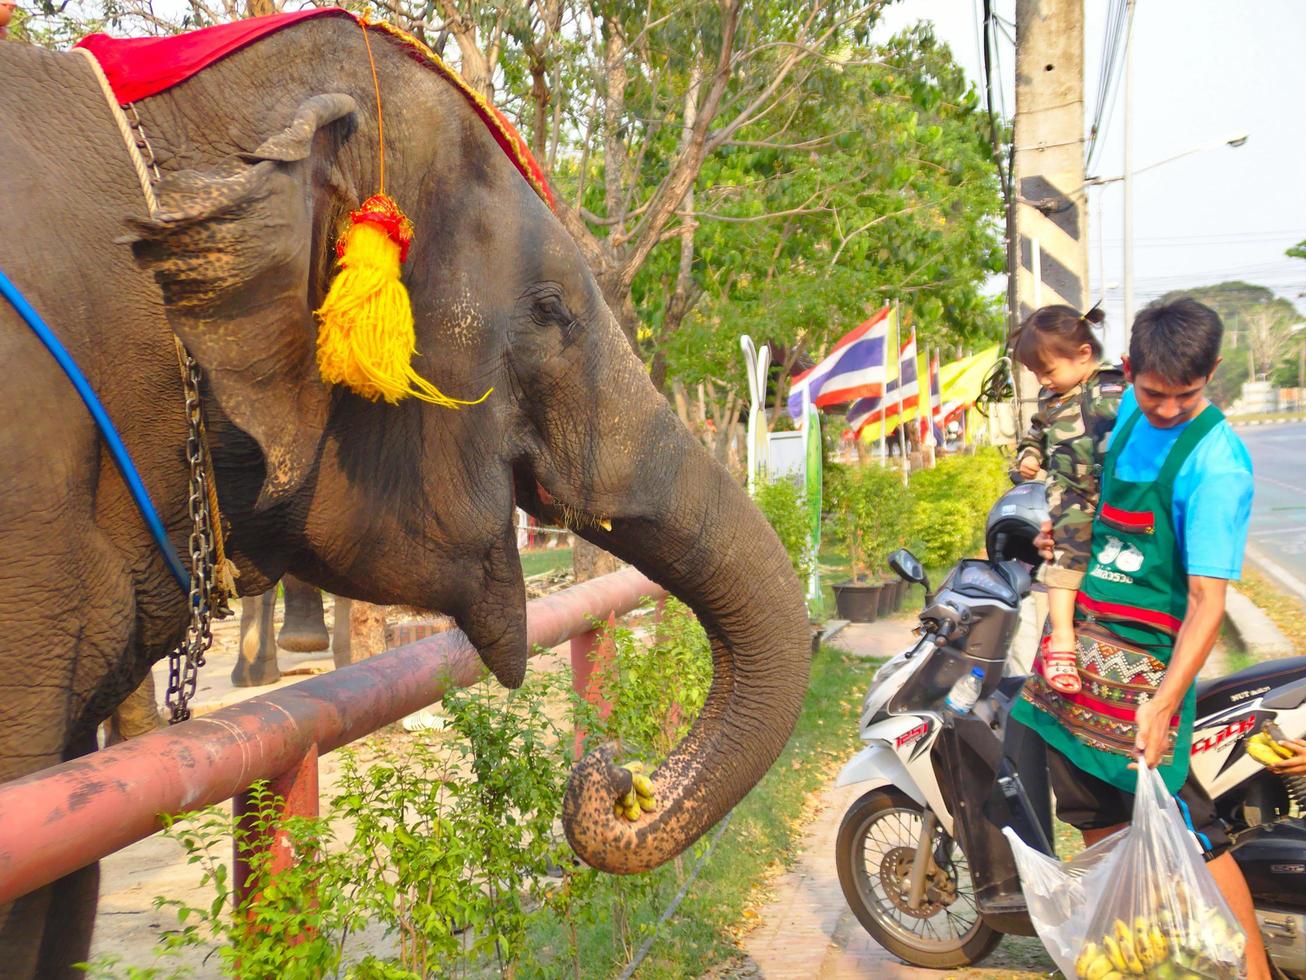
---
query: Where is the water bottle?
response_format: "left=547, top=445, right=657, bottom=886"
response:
left=945, top=667, right=985, bottom=715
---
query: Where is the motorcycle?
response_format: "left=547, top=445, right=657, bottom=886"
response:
left=834, top=483, right=1306, bottom=975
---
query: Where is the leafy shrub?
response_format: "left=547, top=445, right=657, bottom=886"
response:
left=906, top=447, right=1010, bottom=567
left=753, top=477, right=813, bottom=583
left=574, top=597, right=712, bottom=762
left=825, top=461, right=911, bottom=580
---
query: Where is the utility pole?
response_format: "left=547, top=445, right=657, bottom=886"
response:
left=1011, top=0, right=1090, bottom=430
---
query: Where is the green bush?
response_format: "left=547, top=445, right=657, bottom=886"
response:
left=753, top=478, right=814, bottom=583
left=574, top=597, right=713, bottom=761
left=906, top=448, right=1010, bottom=568
left=825, top=462, right=912, bottom=580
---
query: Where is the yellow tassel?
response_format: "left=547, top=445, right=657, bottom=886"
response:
left=314, top=194, right=490, bottom=408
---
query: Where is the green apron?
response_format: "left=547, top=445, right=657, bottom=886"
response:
left=1014, top=403, right=1225, bottom=794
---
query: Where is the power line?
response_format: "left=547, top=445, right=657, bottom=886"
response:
left=1110, top=240, right=1304, bottom=251
left=990, top=5, right=1010, bottom=124
left=972, top=0, right=988, bottom=117
left=1085, top=0, right=1130, bottom=173
left=979, top=0, right=1011, bottom=204
left=1097, top=229, right=1306, bottom=244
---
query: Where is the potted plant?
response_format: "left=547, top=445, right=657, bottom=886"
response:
left=828, top=463, right=910, bottom=622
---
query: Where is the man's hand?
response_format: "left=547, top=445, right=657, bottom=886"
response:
left=1133, top=693, right=1180, bottom=770
left=1034, top=519, right=1054, bottom=562
left=1270, top=739, right=1306, bottom=776
left=1018, top=456, right=1040, bottom=480
left=1128, top=578, right=1229, bottom=772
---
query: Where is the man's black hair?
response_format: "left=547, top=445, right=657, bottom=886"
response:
left=1129, top=298, right=1223, bottom=383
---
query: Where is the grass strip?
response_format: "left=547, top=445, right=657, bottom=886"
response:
left=521, top=547, right=574, bottom=578
left=1238, top=567, right=1306, bottom=655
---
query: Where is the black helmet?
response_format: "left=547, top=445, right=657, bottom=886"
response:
left=985, top=482, right=1049, bottom=566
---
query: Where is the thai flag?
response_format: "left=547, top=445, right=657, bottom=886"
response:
left=846, top=331, right=918, bottom=436
left=940, top=398, right=968, bottom=427
left=787, top=306, right=890, bottom=418
left=897, top=329, right=919, bottom=413
left=846, top=391, right=889, bottom=435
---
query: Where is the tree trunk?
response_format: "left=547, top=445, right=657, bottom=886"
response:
left=573, top=537, right=623, bottom=583
left=331, top=598, right=388, bottom=667
left=649, top=58, right=704, bottom=393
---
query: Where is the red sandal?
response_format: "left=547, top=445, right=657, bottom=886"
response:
left=1039, top=635, right=1082, bottom=695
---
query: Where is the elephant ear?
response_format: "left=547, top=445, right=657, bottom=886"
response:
left=126, top=93, right=358, bottom=508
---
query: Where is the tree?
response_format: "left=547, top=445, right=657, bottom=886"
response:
left=661, top=23, right=1006, bottom=427
left=1157, top=281, right=1305, bottom=406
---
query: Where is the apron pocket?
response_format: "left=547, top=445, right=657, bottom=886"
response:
left=1099, top=502, right=1155, bottom=535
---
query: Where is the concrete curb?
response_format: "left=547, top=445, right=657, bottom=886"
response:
left=1225, top=586, right=1295, bottom=658
left=1230, top=416, right=1306, bottom=428
left=1246, top=543, right=1306, bottom=607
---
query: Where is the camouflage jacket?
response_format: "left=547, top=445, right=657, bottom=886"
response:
left=1015, top=363, right=1126, bottom=589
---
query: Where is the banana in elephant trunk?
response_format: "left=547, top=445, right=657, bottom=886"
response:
left=520, top=434, right=812, bottom=874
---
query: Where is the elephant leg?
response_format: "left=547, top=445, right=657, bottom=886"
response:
left=0, top=879, right=51, bottom=978
left=277, top=575, right=329, bottom=652
left=0, top=731, right=99, bottom=978
left=231, top=590, right=279, bottom=687
left=35, top=863, right=99, bottom=979
left=34, top=732, right=100, bottom=978
left=104, top=672, right=161, bottom=745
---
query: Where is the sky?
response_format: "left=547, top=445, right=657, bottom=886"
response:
left=873, top=0, right=1306, bottom=357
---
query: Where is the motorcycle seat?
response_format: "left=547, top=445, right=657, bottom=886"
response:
left=1196, top=655, right=1306, bottom=716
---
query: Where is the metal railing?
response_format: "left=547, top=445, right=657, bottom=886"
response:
left=0, top=566, right=666, bottom=905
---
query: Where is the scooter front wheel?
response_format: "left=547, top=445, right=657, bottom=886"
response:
left=836, top=787, right=1001, bottom=968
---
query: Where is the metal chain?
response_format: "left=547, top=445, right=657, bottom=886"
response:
left=124, top=99, right=223, bottom=724
left=165, top=351, right=223, bottom=723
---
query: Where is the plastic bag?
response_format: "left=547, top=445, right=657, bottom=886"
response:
left=1004, top=763, right=1246, bottom=979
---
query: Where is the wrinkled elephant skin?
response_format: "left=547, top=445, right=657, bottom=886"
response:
left=0, top=19, right=810, bottom=974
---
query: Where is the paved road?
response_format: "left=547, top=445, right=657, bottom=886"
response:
left=1239, top=422, right=1306, bottom=601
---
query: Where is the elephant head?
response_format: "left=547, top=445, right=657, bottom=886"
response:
left=124, top=14, right=810, bottom=873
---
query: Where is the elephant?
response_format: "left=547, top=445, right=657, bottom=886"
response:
left=0, top=12, right=810, bottom=974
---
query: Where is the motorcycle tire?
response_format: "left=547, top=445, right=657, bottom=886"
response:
left=836, top=786, right=1002, bottom=969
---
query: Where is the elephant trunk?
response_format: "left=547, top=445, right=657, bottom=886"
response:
left=560, top=437, right=812, bottom=874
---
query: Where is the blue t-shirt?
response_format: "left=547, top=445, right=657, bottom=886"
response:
left=1107, top=388, right=1254, bottom=580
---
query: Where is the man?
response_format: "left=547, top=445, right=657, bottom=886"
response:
left=1015, top=298, right=1269, bottom=979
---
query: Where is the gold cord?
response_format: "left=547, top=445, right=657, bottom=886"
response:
left=359, top=20, right=386, bottom=194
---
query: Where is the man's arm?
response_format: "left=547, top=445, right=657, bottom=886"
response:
left=1134, top=575, right=1228, bottom=768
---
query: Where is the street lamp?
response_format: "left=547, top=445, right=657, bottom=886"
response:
left=1082, top=133, right=1250, bottom=189
left=1081, top=132, right=1250, bottom=353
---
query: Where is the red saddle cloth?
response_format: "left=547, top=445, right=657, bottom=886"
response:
left=75, top=9, right=553, bottom=207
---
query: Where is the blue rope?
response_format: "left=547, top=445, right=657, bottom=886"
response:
left=0, top=266, right=190, bottom=591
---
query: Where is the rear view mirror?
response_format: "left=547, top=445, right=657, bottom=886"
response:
left=889, top=549, right=927, bottom=588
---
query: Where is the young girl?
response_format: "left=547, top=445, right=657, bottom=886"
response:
left=1013, top=306, right=1125, bottom=694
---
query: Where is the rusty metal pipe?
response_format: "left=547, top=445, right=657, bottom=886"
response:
left=0, top=567, right=665, bottom=905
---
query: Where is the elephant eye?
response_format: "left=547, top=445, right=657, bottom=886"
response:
left=524, top=283, right=580, bottom=340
